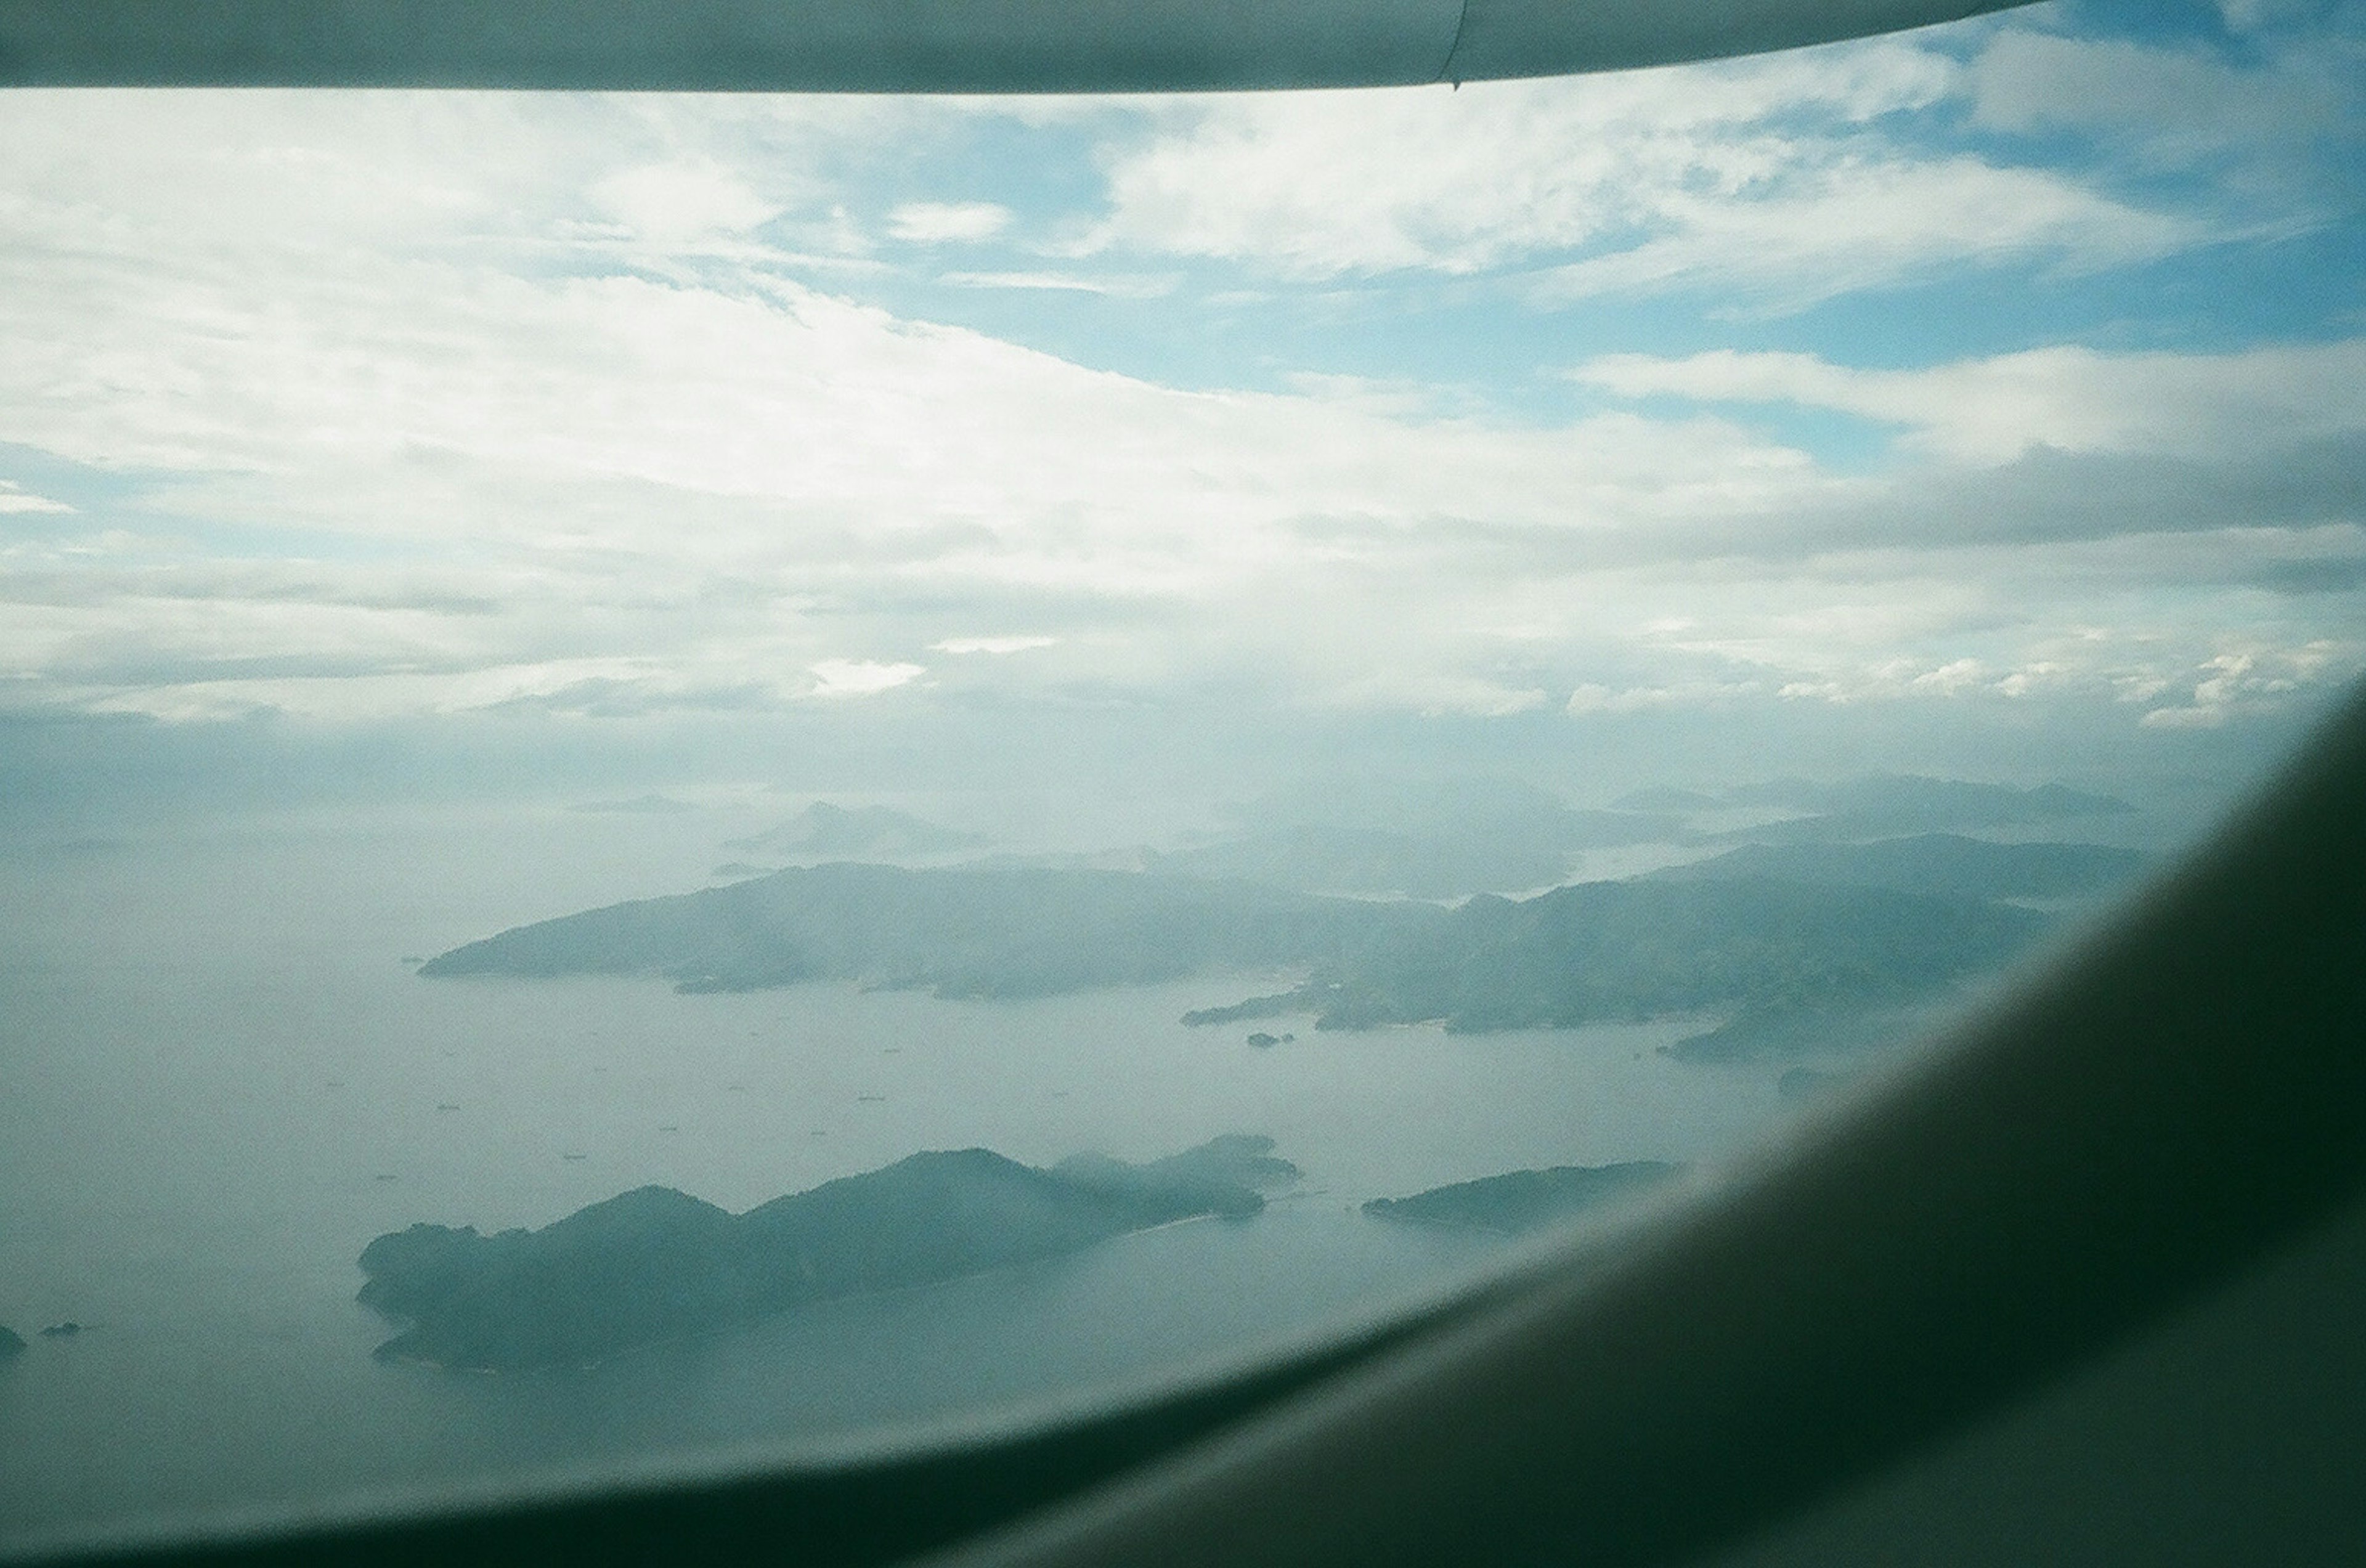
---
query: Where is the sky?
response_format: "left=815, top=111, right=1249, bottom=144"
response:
left=1, top=0, right=2361, bottom=828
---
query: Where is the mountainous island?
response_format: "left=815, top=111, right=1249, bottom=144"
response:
left=1363, top=1161, right=1684, bottom=1236
left=1646, top=833, right=2142, bottom=902
left=420, top=863, right=1425, bottom=997
left=422, top=858, right=2046, bottom=1032
left=419, top=813, right=2143, bottom=1061
left=1188, top=874, right=2044, bottom=1034
left=359, top=1135, right=1297, bottom=1371
left=1660, top=998, right=1945, bottom=1063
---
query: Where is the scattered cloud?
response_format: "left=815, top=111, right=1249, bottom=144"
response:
left=1969, top=28, right=2356, bottom=177
left=590, top=158, right=783, bottom=243
left=1072, top=33, right=2238, bottom=307
left=938, top=270, right=1176, bottom=296
left=1077, top=44, right=1967, bottom=278
left=2217, top=0, right=2339, bottom=38
left=0, top=480, right=71, bottom=514
left=1566, top=679, right=1762, bottom=715
left=1570, top=339, right=2366, bottom=465
left=887, top=200, right=1015, bottom=243
left=809, top=659, right=927, bottom=698
left=1534, top=156, right=2204, bottom=308
left=2139, top=646, right=2337, bottom=728
left=1335, top=672, right=1551, bottom=718
left=932, top=635, right=1058, bottom=654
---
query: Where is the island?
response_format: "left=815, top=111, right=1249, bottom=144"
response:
left=1646, top=833, right=2142, bottom=902
left=417, top=832, right=2083, bottom=1071
left=359, top=1135, right=1298, bottom=1371
left=423, top=860, right=2047, bottom=1047
left=1363, top=1161, right=1683, bottom=1235
left=418, top=863, right=1423, bottom=998
left=1662, top=999, right=1939, bottom=1063
left=1195, top=875, right=2043, bottom=1034
left=0, top=1326, right=23, bottom=1359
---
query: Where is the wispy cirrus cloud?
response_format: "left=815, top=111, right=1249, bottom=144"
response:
left=1968, top=26, right=2362, bottom=184
left=0, top=480, right=70, bottom=514
left=1569, top=339, right=2366, bottom=465
left=1068, top=32, right=2232, bottom=308
left=809, top=659, right=927, bottom=698
left=932, top=635, right=1058, bottom=655
left=887, top=200, right=1015, bottom=243
left=1532, top=155, right=2206, bottom=307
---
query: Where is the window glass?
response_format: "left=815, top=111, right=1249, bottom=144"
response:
left=3, top=0, right=2361, bottom=1544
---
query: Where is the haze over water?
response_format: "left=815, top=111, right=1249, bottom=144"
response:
left=0, top=806, right=1796, bottom=1546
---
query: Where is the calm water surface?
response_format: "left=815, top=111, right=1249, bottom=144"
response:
left=0, top=808, right=1803, bottom=1545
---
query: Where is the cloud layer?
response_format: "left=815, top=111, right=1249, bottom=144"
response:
left=0, top=3, right=2359, bottom=763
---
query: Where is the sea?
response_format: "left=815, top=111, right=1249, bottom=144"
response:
left=0, top=803, right=1818, bottom=1551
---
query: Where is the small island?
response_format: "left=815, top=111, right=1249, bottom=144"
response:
left=0, top=1326, right=24, bottom=1359
left=1363, top=1161, right=1683, bottom=1236
left=360, top=1134, right=1297, bottom=1371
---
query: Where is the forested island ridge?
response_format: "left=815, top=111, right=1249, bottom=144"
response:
left=359, top=1135, right=1297, bottom=1371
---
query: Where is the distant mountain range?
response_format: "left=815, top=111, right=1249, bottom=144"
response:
left=360, top=1135, right=1296, bottom=1371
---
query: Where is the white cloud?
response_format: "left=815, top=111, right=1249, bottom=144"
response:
left=1570, top=339, right=2366, bottom=465
left=808, top=659, right=926, bottom=698
left=1080, top=47, right=1957, bottom=278
left=939, top=270, right=1174, bottom=296
left=589, top=159, right=783, bottom=245
left=932, top=635, right=1057, bottom=654
left=0, top=481, right=71, bottom=514
left=1970, top=30, right=2353, bottom=171
left=887, top=201, right=1015, bottom=243
left=0, top=84, right=2356, bottom=744
left=2214, top=0, right=2325, bottom=36
left=1335, top=672, right=1550, bottom=718
left=1535, top=156, right=2201, bottom=307
left=1566, top=678, right=1760, bottom=714
left=1074, top=35, right=2213, bottom=304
